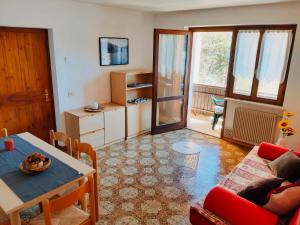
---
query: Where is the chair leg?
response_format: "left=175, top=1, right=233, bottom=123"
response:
left=212, top=114, right=218, bottom=130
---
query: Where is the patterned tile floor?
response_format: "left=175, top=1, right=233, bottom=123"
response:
left=96, top=129, right=250, bottom=225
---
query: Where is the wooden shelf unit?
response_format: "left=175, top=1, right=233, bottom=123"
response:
left=110, top=69, right=153, bottom=138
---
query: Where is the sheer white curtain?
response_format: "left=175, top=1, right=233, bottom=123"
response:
left=233, top=30, right=260, bottom=79
left=158, top=34, right=186, bottom=97
left=233, top=30, right=260, bottom=95
left=256, top=30, right=293, bottom=84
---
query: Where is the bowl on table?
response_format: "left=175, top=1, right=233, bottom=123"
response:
left=19, top=152, right=51, bottom=174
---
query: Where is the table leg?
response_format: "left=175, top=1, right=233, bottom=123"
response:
left=9, top=211, right=21, bottom=225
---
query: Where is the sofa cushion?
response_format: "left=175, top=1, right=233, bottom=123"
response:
left=238, top=177, right=284, bottom=206
left=258, top=143, right=290, bottom=161
left=219, top=146, right=274, bottom=193
left=269, top=150, right=300, bottom=182
left=264, top=186, right=300, bottom=215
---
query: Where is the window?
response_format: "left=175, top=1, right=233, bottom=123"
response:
left=192, top=32, right=232, bottom=88
left=233, top=30, right=260, bottom=96
left=228, top=25, right=296, bottom=105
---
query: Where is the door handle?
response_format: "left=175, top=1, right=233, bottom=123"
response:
left=43, top=89, right=49, bottom=102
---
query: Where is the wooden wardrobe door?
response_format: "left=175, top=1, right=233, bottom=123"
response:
left=0, top=27, right=56, bottom=141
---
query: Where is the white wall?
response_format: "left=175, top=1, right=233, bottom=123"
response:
left=0, top=0, right=155, bottom=130
left=155, top=2, right=300, bottom=149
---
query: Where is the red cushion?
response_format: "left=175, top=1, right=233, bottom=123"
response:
left=289, top=208, right=300, bottom=225
left=258, top=142, right=300, bottom=161
left=204, top=187, right=278, bottom=225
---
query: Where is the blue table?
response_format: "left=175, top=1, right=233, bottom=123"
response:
left=0, top=132, right=95, bottom=225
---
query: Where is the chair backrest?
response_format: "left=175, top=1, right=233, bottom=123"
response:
left=1, top=128, right=8, bottom=138
left=73, top=140, right=97, bottom=170
left=49, top=130, right=71, bottom=155
left=211, top=95, right=225, bottom=107
left=73, top=140, right=99, bottom=221
left=42, top=176, right=96, bottom=225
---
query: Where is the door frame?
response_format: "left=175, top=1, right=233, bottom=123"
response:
left=151, top=29, right=193, bottom=135
left=0, top=26, right=57, bottom=133
left=187, top=26, right=235, bottom=138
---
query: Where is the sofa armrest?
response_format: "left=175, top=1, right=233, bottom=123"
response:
left=203, top=187, right=278, bottom=225
left=289, top=208, right=300, bottom=225
left=257, top=142, right=300, bottom=161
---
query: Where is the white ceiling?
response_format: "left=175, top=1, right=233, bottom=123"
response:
left=76, top=0, right=296, bottom=12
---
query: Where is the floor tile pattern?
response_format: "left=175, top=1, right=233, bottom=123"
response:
left=95, top=129, right=249, bottom=225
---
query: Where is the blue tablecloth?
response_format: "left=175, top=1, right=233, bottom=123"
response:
left=0, top=135, right=82, bottom=202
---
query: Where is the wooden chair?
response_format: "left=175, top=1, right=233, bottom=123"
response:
left=30, top=176, right=96, bottom=225
left=0, top=128, right=8, bottom=138
left=73, top=140, right=99, bottom=221
left=49, top=130, right=72, bottom=155
left=0, top=208, right=9, bottom=225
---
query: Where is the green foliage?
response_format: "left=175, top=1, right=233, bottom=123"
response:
left=197, top=32, right=232, bottom=87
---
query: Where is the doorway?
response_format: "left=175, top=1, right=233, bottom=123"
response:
left=188, top=30, right=233, bottom=138
left=0, top=27, right=56, bottom=141
left=151, top=29, right=192, bottom=134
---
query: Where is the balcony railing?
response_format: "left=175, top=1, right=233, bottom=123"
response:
left=192, top=84, right=226, bottom=115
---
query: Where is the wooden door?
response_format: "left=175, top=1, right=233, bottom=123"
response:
left=0, top=27, right=56, bottom=141
left=151, top=29, right=192, bottom=134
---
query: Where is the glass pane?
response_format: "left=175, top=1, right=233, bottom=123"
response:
left=192, top=32, right=232, bottom=88
left=257, top=30, right=292, bottom=100
left=158, top=34, right=188, bottom=98
left=233, top=30, right=260, bottom=96
left=157, top=99, right=183, bottom=126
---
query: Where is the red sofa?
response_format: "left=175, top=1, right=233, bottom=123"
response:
left=190, top=143, right=300, bottom=225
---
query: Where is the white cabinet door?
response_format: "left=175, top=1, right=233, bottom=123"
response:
left=127, top=102, right=151, bottom=137
left=127, top=104, right=141, bottom=137
left=143, top=103, right=152, bottom=131
left=104, top=108, right=125, bottom=144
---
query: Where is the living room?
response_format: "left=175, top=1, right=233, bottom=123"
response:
left=0, top=0, right=299, bottom=225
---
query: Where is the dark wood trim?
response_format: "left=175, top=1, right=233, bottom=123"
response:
left=184, top=30, right=193, bottom=128
left=250, top=30, right=265, bottom=99
left=157, top=95, right=184, bottom=102
left=44, top=29, right=57, bottom=132
left=151, top=29, right=192, bottom=135
left=151, top=29, right=159, bottom=135
left=220, top=30, right=237, bottom=139
left=224, top=24, right=297, bottom=106
left=189, top=24, right=297, bottom=32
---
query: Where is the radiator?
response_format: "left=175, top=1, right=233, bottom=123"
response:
left=232, top=107, right=278, bottom=145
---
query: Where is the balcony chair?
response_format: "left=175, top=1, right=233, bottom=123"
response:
left=211, top=96, right=225, bottom=130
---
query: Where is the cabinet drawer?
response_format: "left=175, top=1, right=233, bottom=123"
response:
left=79, top=113, right=104, bottom=134
left=80, top=129, right=104, bottom=148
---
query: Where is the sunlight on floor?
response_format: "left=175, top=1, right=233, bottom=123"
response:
left=188, top=114, right=223, bottom=138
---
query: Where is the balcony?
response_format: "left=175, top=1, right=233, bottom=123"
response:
left=189, top=84, right=226, bottom=137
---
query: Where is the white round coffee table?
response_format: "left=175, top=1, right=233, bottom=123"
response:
left=172, top=141, right=201, bottom=177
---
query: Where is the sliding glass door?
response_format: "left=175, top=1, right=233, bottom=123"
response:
left=151, top=29, right=192, bottom=134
